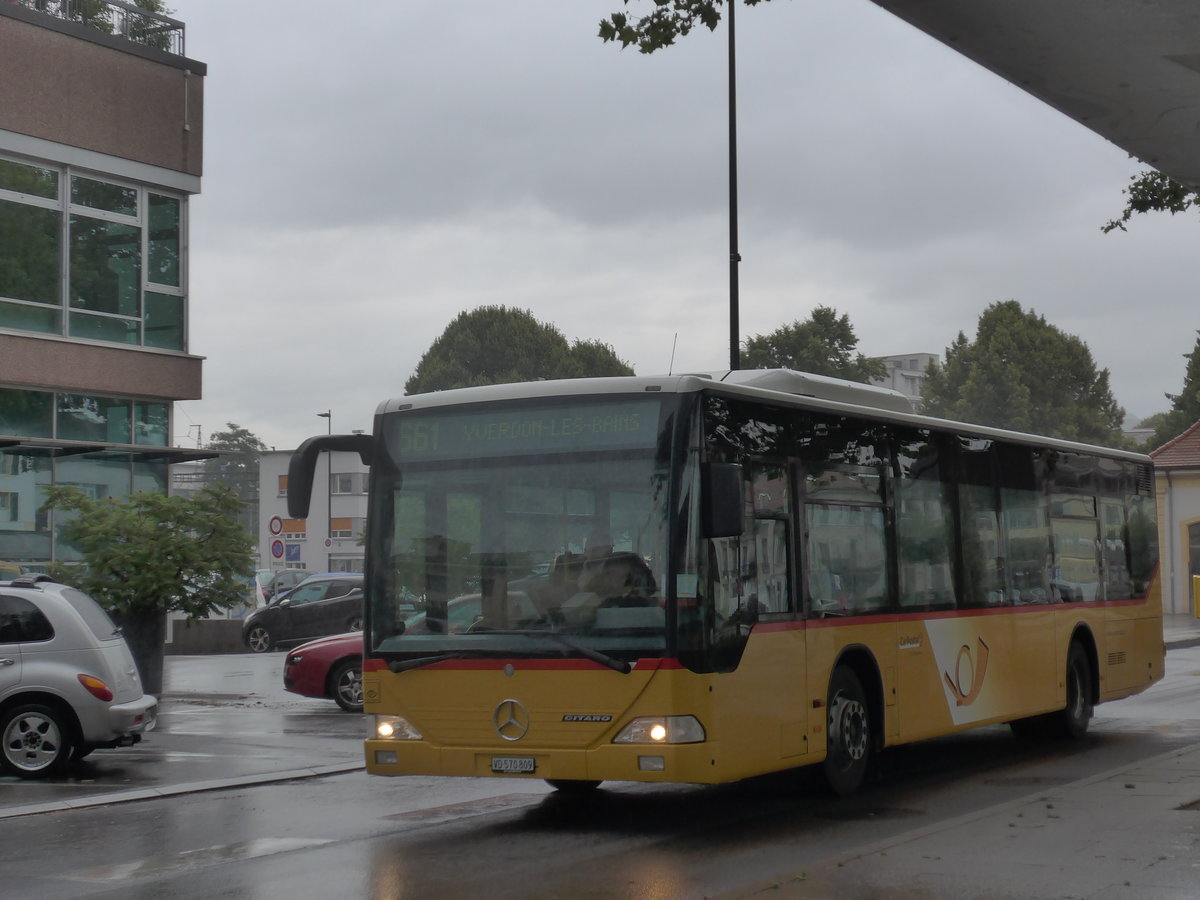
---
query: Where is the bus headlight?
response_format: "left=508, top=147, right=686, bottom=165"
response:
left=613, top=715, right=705, bottom=744
left=374, top=715, right=422, bottom=741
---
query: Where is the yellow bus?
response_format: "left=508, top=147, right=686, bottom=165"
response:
left=288, top=369, right=1163, bottom=795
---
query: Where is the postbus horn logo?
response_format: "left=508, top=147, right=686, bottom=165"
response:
left=944, top=638, right=990, bottom=707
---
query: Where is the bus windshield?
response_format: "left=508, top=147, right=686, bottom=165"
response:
left=368, top=398, right=674, bottom=667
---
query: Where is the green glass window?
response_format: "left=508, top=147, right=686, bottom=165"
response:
left=70, top=215, right=141, bottom=317
left=133, top=460, right=168, bottom=494
left=0, top=389, right=53, bottom=438
left=134, top=402, right=168, bottom=445
left=143, top=291, right=183, bottom=349
left=57, top=395, right=131, bottom=444
left=71, top=176, right=137, bottom=217
left=0, top=299, right=60, bottom=334
left=148, top=194, right=180, bottom=287
left=0, top=200, right=61, bottom=305
left=69, top=312, right=139, bottom=344
left=0, top=159, right=58, bottom=199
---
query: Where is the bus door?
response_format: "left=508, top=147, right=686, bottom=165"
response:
left=706, top=460, right=808, bottom=765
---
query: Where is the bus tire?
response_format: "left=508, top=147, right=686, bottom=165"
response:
left=822, top=666, right=871, bottom=796
left=1052, top=642, right=1093, bottom=739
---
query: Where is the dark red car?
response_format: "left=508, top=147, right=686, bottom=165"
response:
left=283, top=632, right=363, bottom=712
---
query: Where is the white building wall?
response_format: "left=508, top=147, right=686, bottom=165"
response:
left=259, top=449, right=369, bottom=574
left=1157, top=470, right=1200, bottom=616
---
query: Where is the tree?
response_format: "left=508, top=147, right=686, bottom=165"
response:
left=203, top=423, right=268, bottom=536
left=42, top=486, right=254, bottom=694
left=921, top=300, right=1125, bottom=445
left=405, top=306, right=634, bottom=395
left=599, top=0, right=769, bottom=54
left=1103, top=169, right=1199, bottom=233
left=1148, top=331, right=1200, bottom=449
left=742, top=306, right=885, bottom=383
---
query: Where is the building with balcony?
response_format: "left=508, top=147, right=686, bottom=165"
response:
left=0, top=1, right=207, bottom=566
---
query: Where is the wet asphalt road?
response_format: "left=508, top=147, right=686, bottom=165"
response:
left=1, top=649, right=1199, bottom=898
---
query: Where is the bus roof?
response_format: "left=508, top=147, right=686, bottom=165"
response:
left=379, top=369, right=1151, bottom=464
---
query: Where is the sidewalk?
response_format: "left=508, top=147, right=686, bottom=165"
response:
left=1163, top=612, right=1200, bottom=649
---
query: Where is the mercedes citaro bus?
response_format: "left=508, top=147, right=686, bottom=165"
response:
left=287, top=369, right=1163, bottom=795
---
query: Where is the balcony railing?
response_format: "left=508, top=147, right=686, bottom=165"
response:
left=13, top=0, right=185, bottom=57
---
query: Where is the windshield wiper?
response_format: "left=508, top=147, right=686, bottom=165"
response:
left=485, top=629, right=632, bottom=675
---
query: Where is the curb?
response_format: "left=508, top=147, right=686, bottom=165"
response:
left=0, top=762, right=364, bottom=821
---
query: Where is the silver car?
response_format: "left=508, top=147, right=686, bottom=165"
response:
left=0, top=575, right=157, bottom=778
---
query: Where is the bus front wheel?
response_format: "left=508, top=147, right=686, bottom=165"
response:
left=822, top=666, right=871, bottom=796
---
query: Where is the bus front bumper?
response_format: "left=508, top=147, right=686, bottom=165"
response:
left=364, top=739, right=722, bottom=784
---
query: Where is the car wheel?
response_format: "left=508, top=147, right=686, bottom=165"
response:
left=822, top=666, right=871, bottom=796
left=330, top=659, right=364, bottom=712
left=246, top=625, right=273, bottom=653
left=346, top=615, right=364, bottom=632
left=1, top=703, right=74, bottom=779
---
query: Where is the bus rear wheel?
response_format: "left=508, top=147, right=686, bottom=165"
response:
left=1052, top=642, right=1093, bottom=739
left=1009, top=641, right=1093, bottom=740
left=822, top=666, right=871, bottom=796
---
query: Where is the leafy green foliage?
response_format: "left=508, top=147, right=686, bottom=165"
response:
left=599, top=0, right=771, bottom=54
left=742, top=306, right=885, bottom=383
left=203, top=423, right=268, bottom=535
left=1103, top=169, right=1199, bottom=233
left=405, top=306, right=634, bottom=395
left=921, top=301, right=1125, bottom=445
left=1149, top=331, right=1200, bottom=448
left=41, top=485, right=254, bottom=620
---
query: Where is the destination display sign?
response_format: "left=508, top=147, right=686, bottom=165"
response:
left=386, top=398, right=663, bottom=461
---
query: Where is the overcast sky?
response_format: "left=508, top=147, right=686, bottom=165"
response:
left=172, top=0, right=1200, bottom=451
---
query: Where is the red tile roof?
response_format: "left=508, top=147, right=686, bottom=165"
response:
left=1151, top=420, right=1200, bottom=469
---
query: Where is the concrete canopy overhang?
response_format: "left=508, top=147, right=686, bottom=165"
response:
left=871, top=0, right=1200, bottom=190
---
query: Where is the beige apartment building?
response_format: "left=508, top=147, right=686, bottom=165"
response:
left=0, top=2, right=207, bottom=565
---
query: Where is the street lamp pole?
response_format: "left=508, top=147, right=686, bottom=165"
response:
left=728, top=0, right=740, bottom=371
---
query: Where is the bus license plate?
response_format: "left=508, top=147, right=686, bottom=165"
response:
left=491, top=756, right=536, bottom=774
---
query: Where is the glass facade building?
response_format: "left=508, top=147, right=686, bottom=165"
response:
left=0, top=3, right=206, bottom=567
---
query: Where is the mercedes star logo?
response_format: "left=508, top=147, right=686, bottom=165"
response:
left=493, top=698, right=529, bottom=742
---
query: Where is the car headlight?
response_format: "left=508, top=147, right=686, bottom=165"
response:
left=374, top=715, right=422, bottom=741
left=613, top=715, right=705, bottom=744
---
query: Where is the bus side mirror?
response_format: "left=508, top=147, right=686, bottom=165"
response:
left=702, top=463, right=744, bottom=538
left=287, top=433, right=374, bottom=518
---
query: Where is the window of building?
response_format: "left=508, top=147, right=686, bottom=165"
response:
left=1, top=387, right=170, bottom=449
left=331, top=472, right=364, bottom=494
left=0, top=156, right=186, bottom=350
left=330, top=517, right=364, bottom=539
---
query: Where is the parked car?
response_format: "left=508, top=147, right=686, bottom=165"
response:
left=256, top=568, right=309, bottom=603
left=280, top=593, right=513, bottom=712
left=242, top=573, right=363, bottom=653
left=284, top=632, right=364, bottom=712
left=0, top=574, right=157, bottom=779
